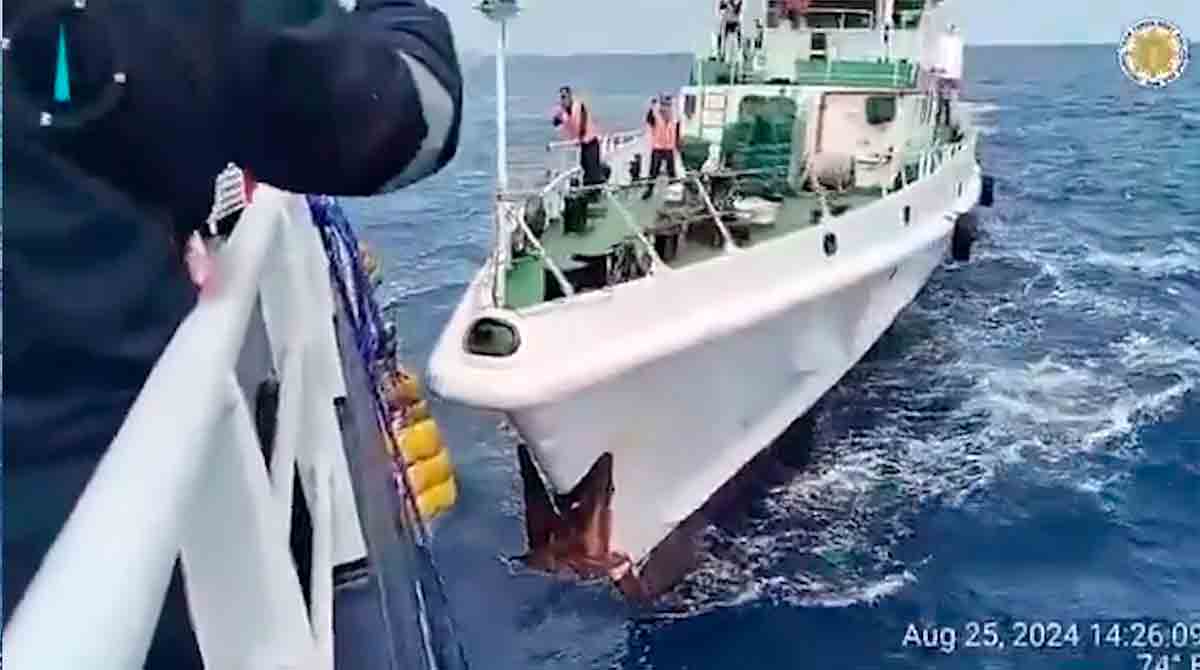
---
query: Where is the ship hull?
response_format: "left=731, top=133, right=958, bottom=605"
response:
left=428, top=144, right=983, bottom=596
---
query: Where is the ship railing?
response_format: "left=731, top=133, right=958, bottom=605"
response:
left=893, top=134, right=969, bottom=190
left=489, top=195, right=577, bottom=307
left=3, top=187, right=369, bottom=670
left=544, top=128, right=644, bottom=181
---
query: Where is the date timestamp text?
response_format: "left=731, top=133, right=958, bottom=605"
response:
left=901, top=620, right=1200, bottom=654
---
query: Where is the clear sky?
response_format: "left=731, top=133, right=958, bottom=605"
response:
left=441, top=0, right=1199, bottom=56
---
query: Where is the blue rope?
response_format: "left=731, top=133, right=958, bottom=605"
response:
left=307, top=195, right=387, bottom=365
left=308, top=197, right=470, bottom=669
left=306, top=194, right=431, bottom=542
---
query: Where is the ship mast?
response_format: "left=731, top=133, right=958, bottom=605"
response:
left=477, top=0, right=521, bottom=195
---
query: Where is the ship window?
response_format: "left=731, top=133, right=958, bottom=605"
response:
left=684, top=94, right=697, bottom=117
left=845, top=13, right=871, bottom=29
left=902, top=206, right=911, bottom=225
left=866, top=96, right=897, bottom=125
left=465, top=317, right=520, bottom=357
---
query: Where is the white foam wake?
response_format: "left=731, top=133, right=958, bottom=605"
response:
left=660, top=201, right=1200, bottom=614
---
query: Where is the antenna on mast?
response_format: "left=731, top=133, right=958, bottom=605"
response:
left=477, top=0, right=521, bottom=195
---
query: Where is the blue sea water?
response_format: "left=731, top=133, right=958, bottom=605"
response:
left=343, top=45, right=1200, bottom=669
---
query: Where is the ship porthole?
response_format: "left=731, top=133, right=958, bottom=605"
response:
left=823, top=232, right=838, bottom=256
left=465, top=317, right=520, bottom=357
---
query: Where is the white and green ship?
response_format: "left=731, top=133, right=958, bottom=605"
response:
left=429, top=0, right=994, bottom=598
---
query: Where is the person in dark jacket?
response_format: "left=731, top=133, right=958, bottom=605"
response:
left=2, top=0, right=462, bottom=666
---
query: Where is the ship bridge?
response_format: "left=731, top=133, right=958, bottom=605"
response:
left=695, top=0, right=941, bottom=88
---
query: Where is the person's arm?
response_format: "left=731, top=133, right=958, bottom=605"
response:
left=646, top=108, right=657, bottom=127
left=675, top=122, right=682, bottom=150
left=230, top=0, right=463, bottom=195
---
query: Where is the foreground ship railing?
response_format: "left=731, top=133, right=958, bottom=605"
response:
left=4, top=188, right=466, bottom=670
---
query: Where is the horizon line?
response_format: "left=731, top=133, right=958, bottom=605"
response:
left=464, top=39, right=1200, bottom=58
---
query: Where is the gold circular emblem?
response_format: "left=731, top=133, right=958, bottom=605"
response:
left=1118, top=18, right=1189, bottom=87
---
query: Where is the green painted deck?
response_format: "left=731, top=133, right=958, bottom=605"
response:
left=503, top=183, right=887, bottom=309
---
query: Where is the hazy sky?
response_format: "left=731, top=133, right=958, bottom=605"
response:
left=441, top=0, right=1199, bottom=55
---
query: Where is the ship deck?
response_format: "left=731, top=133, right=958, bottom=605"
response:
left=504, top=183, right=884, bottom=309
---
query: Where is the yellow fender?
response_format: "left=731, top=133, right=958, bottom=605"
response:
left=416, top=479, right=457, bottom=521
left=379, top=363, right=456, bottom=521
left=384, top=370, right=423, bottom=410
left=396, top=418, right=443, bottom=462
left=407, top=449, right=454, bottom=493
left=405, top=399, right=430, bottom=425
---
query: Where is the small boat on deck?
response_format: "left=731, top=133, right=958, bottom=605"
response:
left=429, top=0, right=995, bottom=598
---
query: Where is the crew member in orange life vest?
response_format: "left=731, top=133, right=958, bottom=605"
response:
left=552, top=85, right=606, bottom=190
left=642, top=94, right=682, bottom=199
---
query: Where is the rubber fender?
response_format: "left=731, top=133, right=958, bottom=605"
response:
left=416, top=479, right=458, bottom=521
left=952, top=213, right=976, bottom=262
left=407, top=449, right=454, bottom=494
left=405, top=399, right=431, bottom=426
left=980, top=175, right=995, bottom=207
left=398, top=418, right=443, bottom=463
left=396, top=371, right=423, bottom=405
left=359, top=240, right=378, bottom=273
left=384, top=370, right=423, bottom=410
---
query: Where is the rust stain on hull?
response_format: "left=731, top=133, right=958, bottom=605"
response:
left=514, top=408, right=819, bottom=601
left=516, top=445, right=635, bottom=584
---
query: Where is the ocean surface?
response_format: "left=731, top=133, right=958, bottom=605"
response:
left=345, top=45, right=1200, bottom=670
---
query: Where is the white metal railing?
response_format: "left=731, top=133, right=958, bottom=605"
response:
left=502, top=197, right=576, bottom=299
left=544, top=128, right=644, bottom=180
left=3, top=187, right=368, bottom=669
left=484, top=129, right=649, bottom=307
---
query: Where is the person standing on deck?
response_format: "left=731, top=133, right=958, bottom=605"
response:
left=717, top=0, right=743, bottom=59
left=932, top=23, right=964, bottom=126
left=3, top=0, right=462, bottom=667
left=642, top=95, right=682, bottom=200
left=552, top=85, right=606, bottom=192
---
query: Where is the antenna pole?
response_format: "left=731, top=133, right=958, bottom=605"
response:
left=478, top=1, right=520, bottom=195
left=496, top=19, right=509, bottom=192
